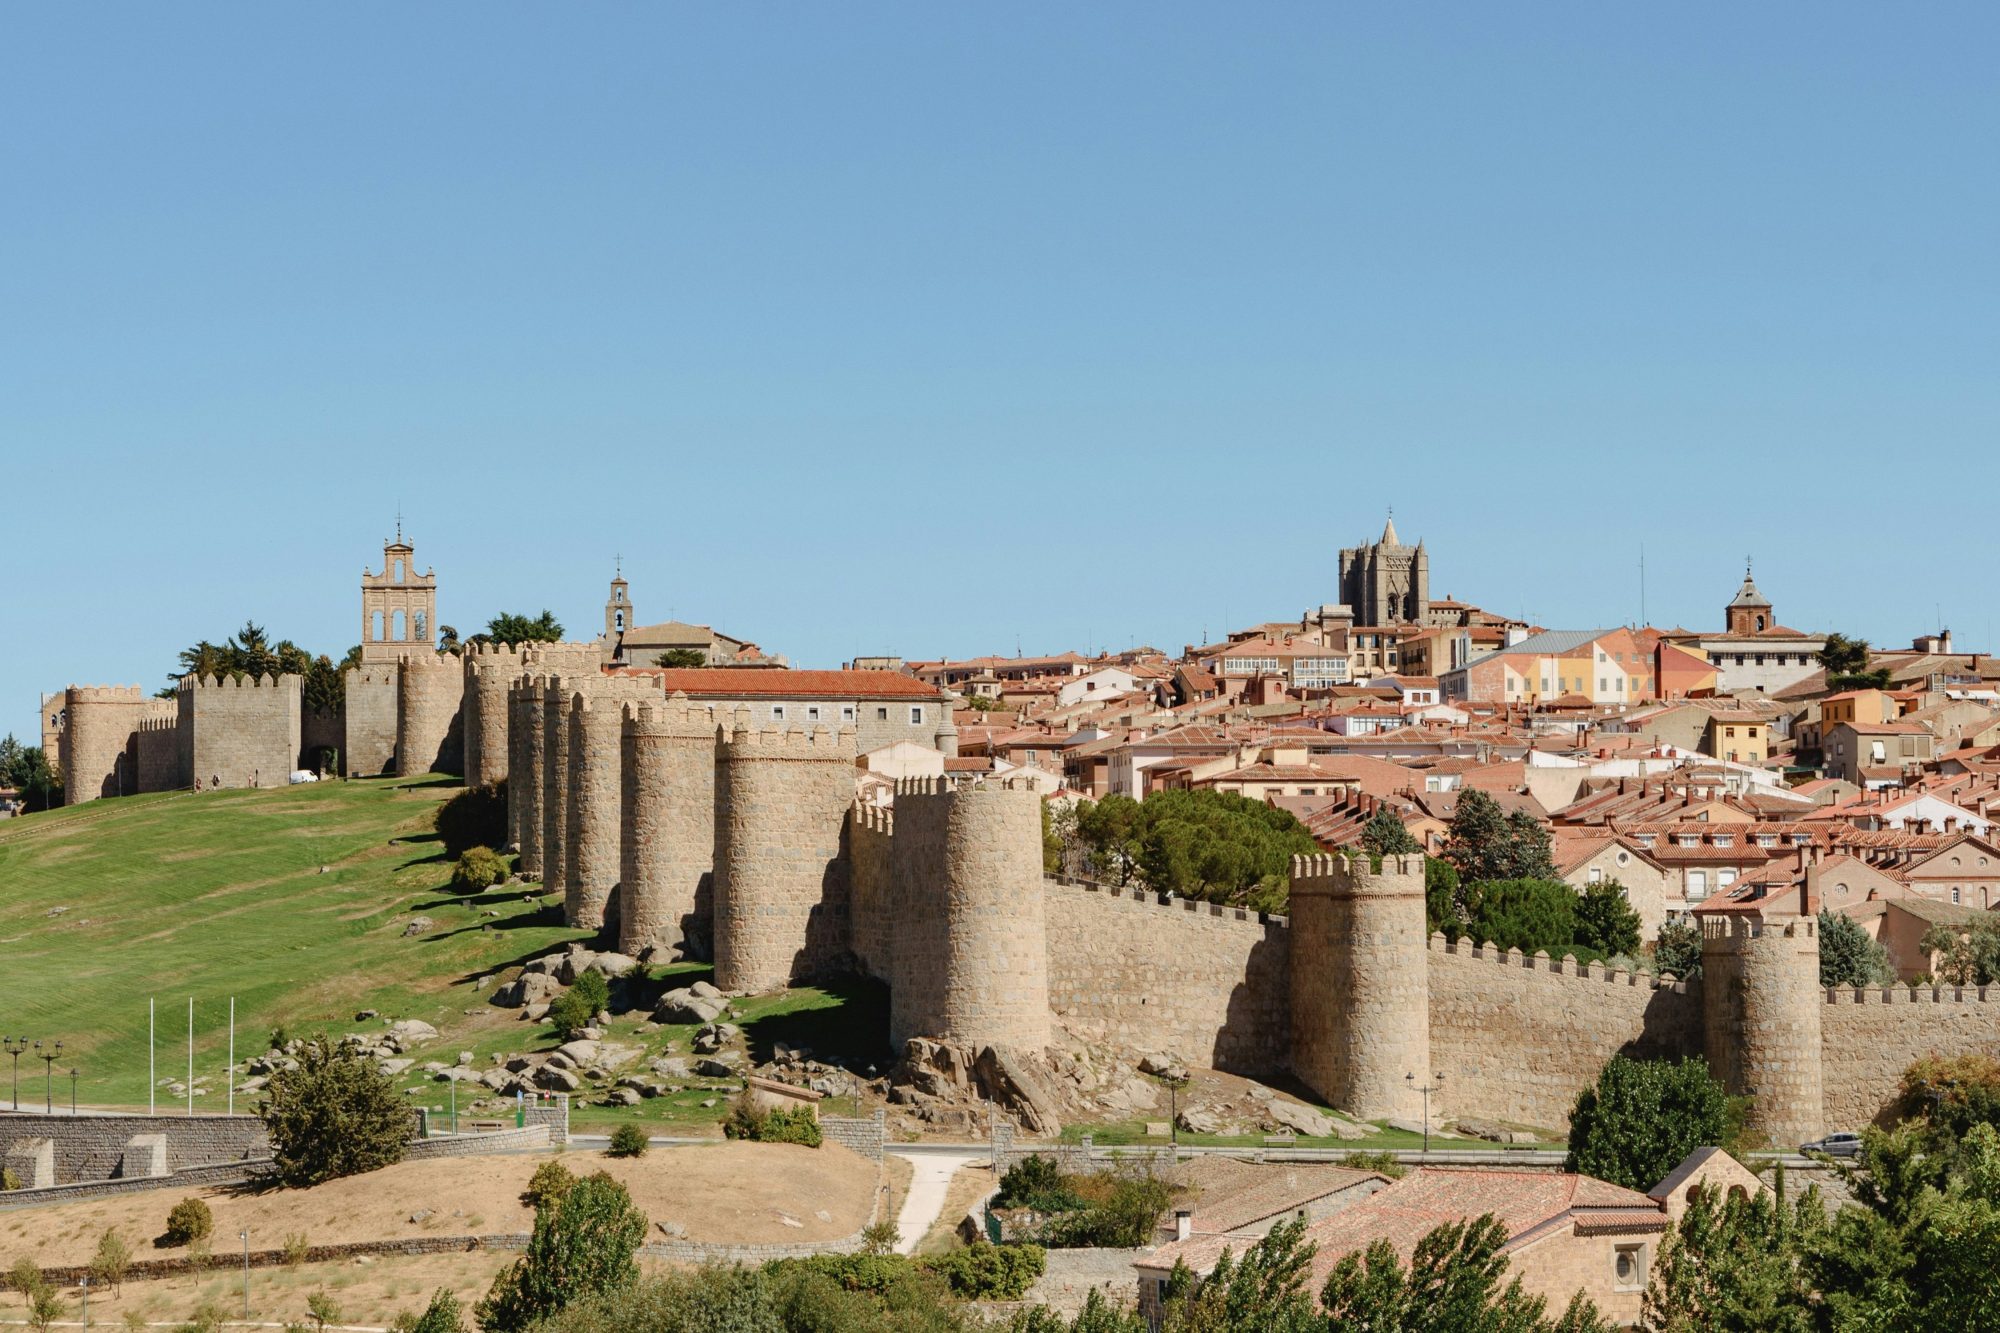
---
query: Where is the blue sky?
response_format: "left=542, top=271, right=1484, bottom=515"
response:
left=5, top=5, right=1997, bottom=741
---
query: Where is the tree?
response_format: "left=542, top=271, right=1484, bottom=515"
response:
left=477, top=1170, right=648, bottom=1332
left=436, top=782, right=510, bottom=859
left=0, top=737, right=59, bottom=812
left=1819, top=633, right=1892, bottom=692
left=1642, top=1181, right=1819, bottom=1333
left=90, top=1229, right=131, bottom=1296
left=437, top=625, right=461, bottom=655
left=1319, top=1213, right=1616, bottom=1333
left=1360, top=807, right=1422, bottom=857
left=1574, top=880, right=1642, bottom=958
left=1161, top=1214, right=1322, bottom=1333
left=547, top=971, right=611, bottom=1039
left=1653, top=919, right=1703, bottom=980
left=652, top=648, right=706, bottom=668
left=1426, top=857, right=1465, bottom=938
left=1457, top=879, right=1579, bottom=956
left=306, top=1290, right=340, bottom=1333
left=484, top=611, right=565, bottom=645
left=409, top=1288, right=470, bottom=1333
left=1072, top=790, right=1318, bottom=912
left=1443, top=790, right=1556, bottom=884
left=1818, top=909, right=1892, bottom=988
left=1566, top=1056, right=1729, bottom=1191
left=302, top=654, right=344, bottom=717
left=260, top=1036, right=411, bottom=1187
left=1921, top=915, right=2000, bottom=985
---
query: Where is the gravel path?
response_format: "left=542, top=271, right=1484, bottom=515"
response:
left=894, top=1152, right=981, bottom=1254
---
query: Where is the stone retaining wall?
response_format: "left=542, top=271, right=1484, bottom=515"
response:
left=819, top=1110, right=887, bottom=1162
left=0, top=1113, right=268, bottom=1187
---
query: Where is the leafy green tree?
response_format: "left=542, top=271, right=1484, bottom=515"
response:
left=1574, top=880, right=1642, bottom=958
left=1360, top=806, right=1422, bottom=856
left=921, top=1241, right=1046, bottom=1299
left=1921, top=915, right=2000, bottom=985
left=260, top=1036, right=411, bottom=1187
left=1443, top=789, right=1556, bottom=883
left=1652, top=919, right=1703, bottom=980
left=1458, top=879, right=1578, bottom=956
left=1319, top=1212, right=1616, bottom=1333
left=652, top=648, right=707, bottom=668
left=1073, top=790, right=1318, bottom=912
left=306, top=1290, right=340, bottom=1333
left=1641, top=1180, right=1820, bottom=1333
left=435, top=782, right=510, bottom=859
left=1163, top=1214, right=1322, bottom=1333
left=303, top=654, right=345, bottom=716
left=1426, top=857, right=1465, bottom=938
left=1565, top=1056, right=1729, bottom=1191
left=548, top=971, right=611, bottom=1039
left=483, top=611, right=565, bottom=645
left=89, top=1229, right=131, bottom=1295
left=478, top=1170, right=648, bottom=1332
left=0, top=737, right=59, bottom=812
left=1819, top=632, right=1893, bottom=691
left=1818, top=909, right=1892, bottom=988
left=437, top=625, right=461, bottom=655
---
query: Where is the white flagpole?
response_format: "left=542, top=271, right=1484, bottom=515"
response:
left=187, top=998, right=194, bottom=1118
left=228, top=997, right=235, bottom=1117
left=149, top=998, right=155, bottom=1116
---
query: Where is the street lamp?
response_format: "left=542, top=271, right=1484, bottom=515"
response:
left=1406, top=1071, right=1445, bottom=1156
left=79, top=1275, right=89, bottom=1332
left=240, top=1230, right=251, bottom=1322
left=69, top=1069, right=79, bottom=1115
left=35, top=1040, right=62, bottom=1114
left=3, top=1037, right=26, bottom=1110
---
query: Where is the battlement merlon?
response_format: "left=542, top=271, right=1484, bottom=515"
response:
left=64, top=685, right=148, bottom=704
left=1288, top=851, right=1427, bottom=898
left=180, top=673, right=305, bottom=693
left=718, top=723, right=859, bottom=758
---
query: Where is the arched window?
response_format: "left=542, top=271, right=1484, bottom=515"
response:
left=393, top=558, right=405, bottom=581
left=392, top=609, right=407, bottom=641
left=414, top=611, right=428, bottom=643
left=371, top=610, right=385, bottom=642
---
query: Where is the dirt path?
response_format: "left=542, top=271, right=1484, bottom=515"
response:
left=894, top=1153, right=981, bottom=1255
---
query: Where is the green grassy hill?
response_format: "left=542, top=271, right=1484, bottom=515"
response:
left=0, top=779, right=583, bottom=1112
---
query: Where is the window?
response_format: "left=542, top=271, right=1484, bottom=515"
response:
left=841, top=705, right=855, bottom=723
left=876, top=707, right=889, bottom=721
left=806, top=706, right=821, bottom=722
left=771, top=705, right=786, bottom=721
left=1689, top=870, right=1708, bottom=894
left=1726, top=727, right=1737, bottom=738
left=910, top=706, right=924, bottom=725
left=1953, top=887, right=1963, bottom=905
left=1588, top=867, right=1603, bottom=883
left=1719, top=869, right=1738, bottom=888
left=1615, top=1243, right=1646, bottom=1291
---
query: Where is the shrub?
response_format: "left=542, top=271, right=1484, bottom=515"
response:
left=261, top=1035, right=412, bottom=1187
left=1653, top=918, right=1703, bottom=980
left=450, top=846, right=510, bottom=893
left=162, top=1197, right=214, bottom=1247
left=478, top=1171, right=648, bottom=1332
left=1566, top=1055, right=1730, bottom=1190
left=721, top=1095, right=824, bottom=1148
left=180, top=1299, right=225, bottom=1333
left=282, top=1231, right=311, bottom=1267
left=26, top=1284, right=64, bottom=1333
left=0, top=1166, right=18, bottom=1191
left=1820, top=908, right=1893, bottom=988
left=306, top=1290, right=340, bottom=1333
left=1043, top=1174, right=1173, bottom=1248
left=434, top=781, right=508, bottom=860
left=995, top=1154, right=1082, bottom=1212
left=408, top=1288, right=469, bottom=1333
left=547, top=971, right=611, bottom=1038
left=9, top=1258, right=48, bottom=1299
left=90, top=1230, right=132, bottom=1295
left=922, top=1241, right=1046, bottom=1299
left=859, top=1216, right=900, bottom=1256
left=1336, top=1150, right=1407, bottom=1180
left=607, top=1124, right=649, bottom=1158
left=523, top=1159, right=577, bottom=1209
left=1574, top=879, right=1642, bottom=957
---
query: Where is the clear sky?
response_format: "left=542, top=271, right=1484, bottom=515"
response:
left=5, top=5, right=1996, bottom=742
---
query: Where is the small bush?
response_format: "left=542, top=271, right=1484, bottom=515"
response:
left=9, top=1258, right=48, bottom=1299
left=181, top=1299, right=226, bottom=1333
left=607, top=1124, right=649, bottom=1158
left=262, top=1035, right=413, bottom=1187
left=434, top=781, right=509, bottom=860
left=162, top=1197, right=214, bottom=1247
left=1337, top=1150, right=1407, bottom=1180
left=306, top=1290, right=340, bottom=1333
left=995, top=1154, right=1080, bottom=1212
left=0, top=1166, right=19, bottom=1191
left=282, top=1231, right=311, bottom=1268
left=90, top=1230, right=132, bottom=1294
left=922, top=1240, right=1046, bottom=1299
left=523, top=1159, right=576, bottom=1209
left=720, top=1095, right=823, bottom=1147
left=859, top=1217, right=900, bottom=1256
left=547, top=971, right=611, bottom=1038
left=408, top=1288, right=470, bottom=1333
left=26, top=1285, right=65, bottom=1333
left=451, top=846, right=510, bottom=893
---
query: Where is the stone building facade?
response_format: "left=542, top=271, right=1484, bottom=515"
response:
left=1338, top=514, right=1430, bottom=626
left=187, top=673, right=302, bottom=790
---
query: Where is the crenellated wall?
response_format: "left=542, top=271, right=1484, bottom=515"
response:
left=562, top=675, right=656, bottom=931
left=396, top=656, right=465, bottom=777
left=186, top=674, right=303, bottom=789
left=134, top=698, right=191, bottom=793
left=540, top=677, right=573, bottom=895
left=462, top=642, right=529, bottom=787
left=618, top=692, right=720, bottom=958
left=510, top=677, right=542, bottom=869
left=342, top=665, right=400, bottom=777
left=1429, top=939, right=1700, bottom=1131
left=60, top=685, right=150, bottom=802
left=1822, top=986, right=2000, bottom=1132
left=1703, top=915, right=1823, bottom=1148
left=713, top=719, right=858, bottom=992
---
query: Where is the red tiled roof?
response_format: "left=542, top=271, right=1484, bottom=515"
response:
left=623, top=668, right=941, bottom=699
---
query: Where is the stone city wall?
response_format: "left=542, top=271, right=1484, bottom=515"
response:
left=848, top=802, right=896, bottom=982
left=619, top=694, right=720, bottom=959
left=462, top=642, right=529, bottom=787
left=59, top=685, right=149, bottom=803
left=541, top=677, right=574, bottom=894
left=1702, top=916, right=1824, bottom=1149
left=1428, top=940, right=1701, bottom=1132
left=1043, top=880, right=1291, bottom=1077
left=512, top=677, right=543, bottom=871
left=397, top=655, right=465, bottom=777
left=1820, top=987, right=2000, bottom=1133
left=186, top=673, right=303, bottom=789
left=562, top=676, right=655, bottom=931
left=343, top=665, right=400, bottom=777
left=134, top=698, right=191, bottom=792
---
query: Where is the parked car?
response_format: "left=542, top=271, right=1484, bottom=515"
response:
left=1800, top=1132, right=1863, bottom=1158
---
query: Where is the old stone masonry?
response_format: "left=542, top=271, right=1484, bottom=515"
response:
left=499, top=667, right=2000, bottom=1141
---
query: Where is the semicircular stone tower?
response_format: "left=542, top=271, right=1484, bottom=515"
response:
left=619, top=692, right=720, bottom=959
left=561, top=675, right=655, bottom=931
left=396, top=656, right=464, bottom=777
left=1701, top=913, right=1824, bottom=1148
left=888, top=779, right=1050, bottom=1053
left=462, top=642, right=528, bottom=787
left=713, top=717, right=858, bottom=992
left=1289, top=852, right=1431, bottom=1123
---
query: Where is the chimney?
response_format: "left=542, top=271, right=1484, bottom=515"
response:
left=1946, top=816, right=1960, bottom=834
left=1174, top=1209, right=1193, bottom=1243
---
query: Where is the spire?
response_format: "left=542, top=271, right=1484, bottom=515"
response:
left=1382, top=508, right=1399, bottom=547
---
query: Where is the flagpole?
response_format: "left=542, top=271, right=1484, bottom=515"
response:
left=187, top=998, right=194, bottom=1118
left=149, top=998, right=155, bottom=1116
left=228, top=997, right=235, bottom=1117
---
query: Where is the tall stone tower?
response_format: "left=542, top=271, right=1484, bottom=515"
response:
left=1337, top=514, right=1430, bottom=626
left=344, top=530, right=440, bottom=776
left=604, top=569, right=632, bottom=638
left=1290, top=853, right=1432, bottom=1122
left=888, top=781, right=1050, bottom=1052
left=712, top=717, right=858, bottom=992
left=1700, top=914, right=1824, bottom=1148
left=561, top=675, right=656, bottom=931
left=396, top=656, right=464, bottom=777
left=1725, top=564, right=1774, bottom=635
left=619, top=692, right=721, bottom=959
left=60, top=686, right=150, bottom=802
left=462, top=643, right=529, bottom=787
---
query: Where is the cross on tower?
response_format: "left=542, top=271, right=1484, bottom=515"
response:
left=395, top=505, right=404, bottom=545
left=615, top=552, right=623, bottom=578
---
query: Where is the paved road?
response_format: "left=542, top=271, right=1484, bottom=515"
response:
left=894, top=1152, right=980, bottom=1255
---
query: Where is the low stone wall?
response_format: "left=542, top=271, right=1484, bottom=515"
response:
left=0, top=1159, right=262, bottom=1210
left=819, top=1110, right=887, bottom=1162
left=406, top=1124, right=552, bottom=1159
left=1428, top=940, right=1701, bottom=1132
left=1044, top=881, right=1291, bottom=1076
left=0, top=1112, right=268, bottom=1187
left=6, top=1235, right=532, bottom=1290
